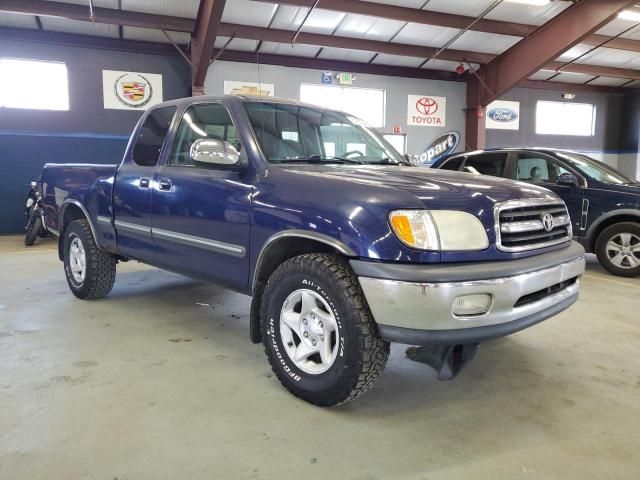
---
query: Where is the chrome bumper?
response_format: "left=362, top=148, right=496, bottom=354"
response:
left=357, top=254, right=585, bottom=344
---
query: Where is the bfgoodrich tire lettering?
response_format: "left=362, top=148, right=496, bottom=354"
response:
left=63, top=219, right=117, bottom=299
left=261, top=254, right=389, bottom=406
left=595, top=222, right=640, bottom=278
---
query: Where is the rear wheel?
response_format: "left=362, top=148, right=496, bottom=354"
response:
left=63, top=219, right=117, bottom=299
left=261, top=253, right=389, bottom=406
left=595, top=222, right=640, bottom=277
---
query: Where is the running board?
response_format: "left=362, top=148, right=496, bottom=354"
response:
left=406, top=343, right=479, bottom=380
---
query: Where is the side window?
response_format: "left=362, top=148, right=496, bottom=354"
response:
left=516, top=154, right=568, bottom=184
left=169, top=103, right=239, bottom=167
left=439, top=156, right=464, bottom=171
left=462, top=153, right=507, bottom=177
left=132, top=106, right=176, bottom=167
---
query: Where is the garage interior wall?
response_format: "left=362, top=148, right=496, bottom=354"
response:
left=485, top=87, right=637, bottom=178
left=204, top=60, right=467, bottom=156
left=0, top=39, right=190, bottom=234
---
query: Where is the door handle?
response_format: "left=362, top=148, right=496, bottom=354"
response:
left=158, top=179, right=172, bottom=191
left=139, top=177, right=150, bottom=189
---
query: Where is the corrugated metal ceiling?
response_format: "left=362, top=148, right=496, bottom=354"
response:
left=0, top=0, right=638, bottom=87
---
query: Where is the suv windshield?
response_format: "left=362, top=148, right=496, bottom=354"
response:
left=244, top=102, right=406, bottom=165
left=557, top=152, right=634, bottom=185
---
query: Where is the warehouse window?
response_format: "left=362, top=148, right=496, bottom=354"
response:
left=300, top=84, right=385, bottom=128
left=0, top=58, right=69, bottom=110
left=535, top=101, right=596, bottom=136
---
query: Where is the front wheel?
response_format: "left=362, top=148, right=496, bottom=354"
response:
left=261, top=254, right=389, bottom=406
left=595, top=222, right=640, bottom=277
left=24, top=212, right=42, bottom=246
left=63, top=219, right=117, bottom=299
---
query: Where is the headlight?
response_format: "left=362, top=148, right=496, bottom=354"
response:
left=389, top=210, right=489, bottom=251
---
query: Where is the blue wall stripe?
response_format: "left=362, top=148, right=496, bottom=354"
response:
left=0, top=130, right=130, bottom=140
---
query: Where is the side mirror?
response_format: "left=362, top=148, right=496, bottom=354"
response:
left=557, top=172, right=579, bottom=187
left=190, top=138, right=240, bottom=167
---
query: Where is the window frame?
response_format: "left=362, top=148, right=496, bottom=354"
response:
left=515, top=151, right=587, bottom=187
left=299, top=83, right=387, bottom=128
left=459, top=151, right=510, bottom=178
left=0, top=57, right=69, bottom=111
left=130, top=105, right=178, bottom=168
left=165, top=101, right=243, bottom=170
left=535, top=100, right=597, bottom=137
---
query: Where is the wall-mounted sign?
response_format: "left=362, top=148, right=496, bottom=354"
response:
left=419, top=131, right=460, bottom=166
left=407, top=95, right=446, bottom=127
left=321, top=71, right=333, bottom=84
left=224, top=81, right=275, bottom=97
left=486, top=100, right=520, bottom=130
left=336, top=72, right=353, bottom=85
left=103, top=70, right=163, bottom=110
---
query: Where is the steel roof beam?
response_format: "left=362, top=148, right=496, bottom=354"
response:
left=0, top=0, right=195, bottom=32
left=191, top=0, right=226, bottom=93
left=476, top=0, right=636, bottom=105
left=252, top=0, right=640, bottom=53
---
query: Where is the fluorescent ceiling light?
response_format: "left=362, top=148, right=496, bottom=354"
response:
left=504, top=0, right=550, bottom=5
left=618, top=9, right=640, bottom=22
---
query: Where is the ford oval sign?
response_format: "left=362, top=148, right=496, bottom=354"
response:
left=419, top=131, right=460, bottom=166
left=487, top=107, right=518, bottom=123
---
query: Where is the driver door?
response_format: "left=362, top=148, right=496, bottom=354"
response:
left=514, top=152, right=584, bottom=234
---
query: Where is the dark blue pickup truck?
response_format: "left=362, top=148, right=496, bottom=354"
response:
left=39, top=96, right=585, bottom=405
left=432, top=148, right=640, bottom=277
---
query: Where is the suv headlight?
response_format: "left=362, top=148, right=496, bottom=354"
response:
left=389, top=210, right=489, bottom=251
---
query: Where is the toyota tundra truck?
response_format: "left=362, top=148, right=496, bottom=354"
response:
left=38, top=95, right=585, bottom=406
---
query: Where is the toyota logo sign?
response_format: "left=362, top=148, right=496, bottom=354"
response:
left=415, top=97, right=438, bottom=116
left=407, top=94, right=446, bottom=127
left=542, top=213, right=555, bottom=232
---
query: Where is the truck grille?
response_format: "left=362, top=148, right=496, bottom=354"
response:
left=496, top=200, right=572, bottom=252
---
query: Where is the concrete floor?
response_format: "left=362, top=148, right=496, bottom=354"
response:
left=1, top=235, right=639, bottom=480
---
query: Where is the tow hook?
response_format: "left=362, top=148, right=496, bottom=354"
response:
left=405, top=343, right=479, bottom=380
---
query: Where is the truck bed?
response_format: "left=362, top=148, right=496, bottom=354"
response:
left=40, top=163, right=118, bottom=237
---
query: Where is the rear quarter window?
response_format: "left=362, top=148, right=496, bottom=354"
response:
left=439, top=156, right=464, bottom=171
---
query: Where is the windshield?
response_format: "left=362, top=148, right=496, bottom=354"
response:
left=244, top=102, right=406, bottom=165
left=557, top=152, right=634, bottom=184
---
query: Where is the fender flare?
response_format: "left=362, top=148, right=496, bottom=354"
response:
left=251, top=229, right=356, bottom=293
left=585, top=208, right=640, bottom=247
left=58, top=198, right=100, bottom=242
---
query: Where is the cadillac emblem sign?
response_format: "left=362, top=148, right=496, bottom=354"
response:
left=114, top=73, right=153, bottom=108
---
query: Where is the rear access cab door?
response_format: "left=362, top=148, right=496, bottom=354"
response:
left=113, top=105, right=177, bottom=263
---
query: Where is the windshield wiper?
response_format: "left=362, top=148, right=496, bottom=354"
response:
left=366, top=157, right=410, bottom=166
left=274, top=155, right=365, bottom=165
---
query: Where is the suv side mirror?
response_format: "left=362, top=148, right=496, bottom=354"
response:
left=557, top=172, right=579, bottom=187
left=190, top=138, right=240, bottom=167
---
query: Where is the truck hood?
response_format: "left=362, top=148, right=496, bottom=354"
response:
left=280, top=164, right=559, bottom=206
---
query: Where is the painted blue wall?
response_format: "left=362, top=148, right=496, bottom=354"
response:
left=0, top=35, right=189, bottom=233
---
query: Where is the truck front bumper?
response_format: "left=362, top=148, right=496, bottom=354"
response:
left=350, top=242, right=585, bottom=346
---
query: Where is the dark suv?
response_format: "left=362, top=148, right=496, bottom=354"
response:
left=433, top=148, right=640, bottom=277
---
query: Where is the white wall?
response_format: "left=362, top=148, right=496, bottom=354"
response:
left=204, top=60, right=467, bottom=155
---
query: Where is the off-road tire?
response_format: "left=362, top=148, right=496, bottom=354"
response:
left=24, top=212, right=41, bottom=246
left=261, top=253, right=389, bottom=406
left=595, top=222, right=640, bottom=278
left=63, top=219, right=117, bottom=299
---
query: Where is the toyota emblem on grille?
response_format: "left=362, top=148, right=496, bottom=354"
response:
left=542, top=213, right=555, bottom=232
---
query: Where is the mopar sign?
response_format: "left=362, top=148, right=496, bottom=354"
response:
left=487, top=107, right=518, bottom=123
left=419, top=132, right=460, bottom=165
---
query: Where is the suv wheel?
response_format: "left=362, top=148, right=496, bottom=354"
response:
left=595, top=222, right=640, bottom=277
left=63, top=219, right=117, bottom=299
left=261, top=254, right=389, bottom=406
